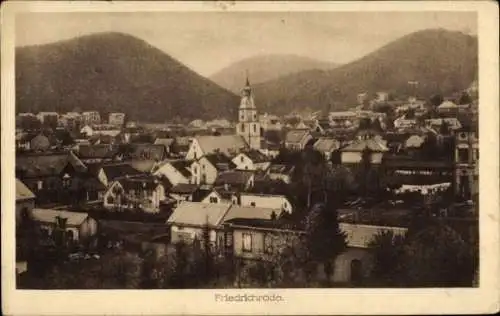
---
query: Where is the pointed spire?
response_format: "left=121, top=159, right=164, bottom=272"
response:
left=245, top=69, right=250, bottom=87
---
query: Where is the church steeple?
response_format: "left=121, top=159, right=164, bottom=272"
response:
left=242, top=70, right=252, bottom=98
left=237, top=70, right=261, bottom=150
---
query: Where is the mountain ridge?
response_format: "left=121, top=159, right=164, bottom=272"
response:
left=16, top=32, right=240, bottom=122
left=251, top=28, right=478, bottom=115
left=210, top=54, right=338, bottom=93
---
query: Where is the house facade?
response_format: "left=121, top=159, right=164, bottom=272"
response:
left=340, top=139, right=388, bottom=164
left=16, top=179, right=36, bottom=227
left=185, top=135, right=247, bottom=161
left=232, top=193, right=293, bottom=214
left=231, top=150, right=271, bottom=172
left=454, top=128, right=479, bottom=199
left=31, top=209, right=98, bottom=242
left=108, top=112, right=126, bottom=126
left=167, top=201, right=231, bottom=246
left=82, top=111, right=101, bottom=126
left=225, top=220, right=407, bottom=284
left=103, top=176, right=165, bottom=213
left=284, top=129, right=314, bottom=151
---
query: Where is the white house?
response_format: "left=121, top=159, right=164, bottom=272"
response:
left=185, top=135, right=248, bottom=160
left=103, top=176, right=165, bottom=213
left=231, top=193, right=293, bottom=214
left=167, top=201, right=232, bottom=245
left=108, top=112, right=126, bottom=126
left=259, top=113, right=282, bottom=131
left=424, top=118, right=462, bottom=131
left=82, top=111, right=101, bottom=125
left=153, top=160, right=192, bottom=186
left=394, top=116, right=418, bottom=129
left=231, top=150, right=271, bottom=171
left=31, top=209, right=98, bottom=242
left=190, top=153, right=236, bottom=185
left=340, top=138, right=388, bottom=164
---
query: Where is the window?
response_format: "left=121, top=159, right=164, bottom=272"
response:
left=37, top=180, right=43, bottom=190
left=253, top=124, right=257, bottom=133
left=253, top=113, right=256, bottom=121
left=193, top=166, right=197, bottom=173
left=107, top=196, right=115, bottom=205
left=241, top=156, right=245, bottom=163
left=209, top=196, right=218, bottom=203
left=242, top=233, right=252, bottom=252
left=241, top=124, right=245, bottom=133
left=458, top=148, right=469, bottom=163
left=250, top=202, right=256, bottom=207
left=475, top=149, right=479, bottom=161
left=264, top=234, right=273, bottom=254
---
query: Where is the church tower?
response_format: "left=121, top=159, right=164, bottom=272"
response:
left=236, top=75, right=261, bottom=150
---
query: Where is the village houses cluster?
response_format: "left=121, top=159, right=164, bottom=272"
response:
left=15, top=77, right=478, bottom=284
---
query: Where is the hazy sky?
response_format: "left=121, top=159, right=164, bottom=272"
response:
left=16, top=11, right=477, bottom=76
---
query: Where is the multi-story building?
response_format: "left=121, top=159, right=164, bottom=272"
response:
left=108, top=112, right=126, bottom=126
left=82, top=111, right=101, bottom=126
left=236, top=77, right=261, bottom=150
left=454, top=127, right=479, bottom=200
left=36, top=112, right=59, bottom=126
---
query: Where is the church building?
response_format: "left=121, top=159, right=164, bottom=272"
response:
left=236, top=77, right=261, bottom=150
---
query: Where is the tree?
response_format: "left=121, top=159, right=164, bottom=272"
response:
left=368, top=230, right=406, bottom=285
left=371, top=118, right=383, bottom=132
left=399, top=223, right=475, bottom=287
left=430, top=94, right=444, bottom=108
left=439, top=121, right=451, bottom=135
left=305, top=201, right=347, bottom=286
left=358, top=118, right=372, bottom=130
left=457, top=91, right=472, bottom=105
left=405, top=108, right=416, bottom=119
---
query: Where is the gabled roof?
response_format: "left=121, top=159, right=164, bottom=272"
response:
left=405, top=135, right=425, bottom=148
left=129, top=159, right=157, bottom=173
left=32, top=209, right=90, bottom=227
left=16, top=153, right=70, bottom=178
left=164, top=159, right=193, bottom=178
left=339, top=223, right=408, bottom=248
left=285, top=129, right=311, bottom=144
left=101, top=163, right=144, bottom=181
left=240, top=149, right=270, bottom=163
left=77, top=144, right=119, bottom=159
left=342, top=138, right=388, bottom=152
left=195, top=135, right=248, bottom=156
left=166, top=201, right=231, bottom=227
left=16, top=179, right=35, bottom=201
left=313, top=137, right=340, bottom=152
left=438, top=100, right=458, bottom=109
left=203, top=153, right=236, bottom=171
left=154, top=138, right=175, bottom=147
left=221, top=205, right=283, bottom=223
left=129, top=144, right=166, bottom=161
left=268, top=164, right=295, bottom=175
left=170, top=183, right=199, bottom=194
left=215, top=170, right=254, bottom=187
left=114, top=175, right=162, bottom=191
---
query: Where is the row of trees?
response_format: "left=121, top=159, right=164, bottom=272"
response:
left=369, top=219, right=478, bottom=287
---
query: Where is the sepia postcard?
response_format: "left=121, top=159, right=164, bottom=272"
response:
left=1, top=1, right=499, bottom=315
